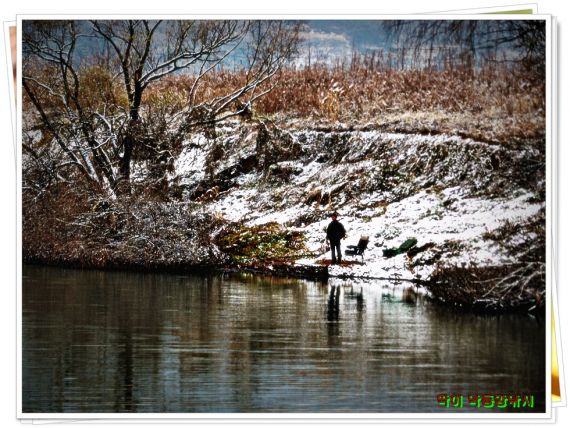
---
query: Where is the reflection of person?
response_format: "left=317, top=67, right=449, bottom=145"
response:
left=326, top=285, right=341, bottom=342
left=327, top=285, right=340, bottom=322
left=326, top=211, right=346, bottom=264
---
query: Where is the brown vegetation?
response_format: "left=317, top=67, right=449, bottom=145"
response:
left=425, top=211, right=546, bottom=313
left=22, top=42, right=546, bottom=297
left=140, top=56, right=545, bottom=143
left=23, top=185, right=229, bottom=270
left=426, top=263, right=544, bottom=313
left=213, top=221, right=310, bottom=267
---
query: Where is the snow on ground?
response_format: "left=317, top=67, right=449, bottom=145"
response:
left=173, top=134, right=210, bottom=184
left=295, top=188, right=542, bottom=281
left=173, top=125, right=543, bottom=282
left=321, top=189, right=541, bottom=279
left=208, top=187, right=260, bottom=221
left=201, top=177, right=542, bottom=282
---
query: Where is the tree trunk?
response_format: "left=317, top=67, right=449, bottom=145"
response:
left=117, top=132, right=134, bottom=194
left=117, top=89, right=142, bottom=195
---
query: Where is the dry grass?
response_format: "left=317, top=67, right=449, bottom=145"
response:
left=262, top=64, right=544, bottom=142
left=26, top=57, right=544, bottom=144
left=426, top=263, right=544, bottom=313
left=426, top=210, right=546, bottom=313
left=142, top=59, right=545, bottom=142
left=213, top=221, right=309, bottom=266
left=23, top=185, right=230, bottom=270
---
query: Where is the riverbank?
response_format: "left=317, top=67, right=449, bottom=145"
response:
left=22, top=258, right=330, bottom=281
left=24, top=256, right=545, bottom=314
left=23, top=119, right=545, bottom=314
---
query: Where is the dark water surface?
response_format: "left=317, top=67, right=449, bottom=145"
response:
left=22, top=265, right=545, bottom=413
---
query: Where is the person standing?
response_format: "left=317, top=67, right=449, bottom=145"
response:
left=326, top=211, right=346, bottom=264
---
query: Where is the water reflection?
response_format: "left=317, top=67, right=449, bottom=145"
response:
left=22, top=265, right=545, bottom=413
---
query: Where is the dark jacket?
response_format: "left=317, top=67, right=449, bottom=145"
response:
left=326, top=220, right=346, bottom=243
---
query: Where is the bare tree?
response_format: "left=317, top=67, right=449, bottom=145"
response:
left=383, top=20, right=545, bottom=73
left=23, top=21, right=119, bottom=191
left=22, top=19, right=300, bottom=196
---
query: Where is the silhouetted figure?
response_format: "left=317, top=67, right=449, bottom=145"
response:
left=327, top=285, right=341, bottom=322
left=326, top=212, right=346, bottom=264
left=326, top=285, right=341, bottom=342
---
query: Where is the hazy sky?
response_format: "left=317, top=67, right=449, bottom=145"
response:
left=22, top=19, right=544, bottom=70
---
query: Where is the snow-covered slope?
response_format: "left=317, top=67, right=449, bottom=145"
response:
left=173, top=119, right=545, bottom=282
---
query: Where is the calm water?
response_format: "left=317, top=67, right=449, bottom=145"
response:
left=22, top=265, right=545, bottom=413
